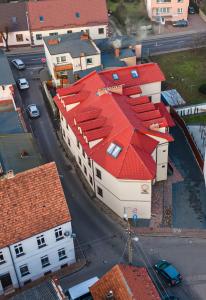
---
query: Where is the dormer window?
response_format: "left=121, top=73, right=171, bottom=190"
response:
left=131, top=70, right=138, bottom=78
left=112, top=73, right=119, bottom=80
left=39, top=16, right=44, bottom=22
left=75, top=12, right=80, bottom=18
left=107, top=142, right=122, bottom=158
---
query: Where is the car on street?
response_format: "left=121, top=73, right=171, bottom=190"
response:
left=27, top=104, right=40, bottom=119
left=11, top=58, right=25, bottom=70
left=17, top=78, right=29, bottom=90
left=188, top=6, right=195, bottom=14
left=172, top=19, right=188, bottom=27
left=154, top=260, right=182, bottom=286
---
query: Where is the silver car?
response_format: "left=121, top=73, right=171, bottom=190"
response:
left=27, top=104, right=40, bottom=118
left=17, top=78, right=29, bottom=90
left=11, top=58, right=25, bottom=70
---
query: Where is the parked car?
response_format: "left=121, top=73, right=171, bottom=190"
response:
left=188, top=6, right=195, bottom=14
left=17, top=78, right=29, bottom=90
left=11, top=59, right=25, bottom=70
left=27, top=104, right=40, bottom=118
left=154, top=260, right=182, bottom=286
left=172, top=19, right=188, bottom=27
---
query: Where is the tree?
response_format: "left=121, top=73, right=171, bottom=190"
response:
left=0, top=25, right=10, bottom=51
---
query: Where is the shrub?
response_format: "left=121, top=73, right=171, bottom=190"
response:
left=199, top=84, right=206, bottom=95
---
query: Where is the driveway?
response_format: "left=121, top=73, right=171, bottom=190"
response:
left=169, top=125, right=206, bottom=228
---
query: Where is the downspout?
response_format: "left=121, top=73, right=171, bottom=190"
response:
left=25, top=10, right=33, bottom=46
left=8, top=246, right=21, bottom=289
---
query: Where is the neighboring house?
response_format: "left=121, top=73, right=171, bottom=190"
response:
left=0, top=2, right=30, bottom=48
left=10, top=279, right=66, bottom=300
left=54, top=63, right=174, bottom=219
left=43, top=32, right=101, bottom=87
left=27, top=0, right=108, bottom=46
left=0, top=50, right=16, bottom=111
left=146, top=0, right=189, bottom=23
left=0, top=162, right=75, bottom=296
left=90, top=264, right=161, bottom=300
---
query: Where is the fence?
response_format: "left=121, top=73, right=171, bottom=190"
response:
left=176, top=103, right=206, bottom=116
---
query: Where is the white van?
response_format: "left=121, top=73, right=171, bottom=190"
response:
left=66, top=277, right=99, bottom=300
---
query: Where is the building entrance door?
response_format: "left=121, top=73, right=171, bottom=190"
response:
left=0, top=273, right=12, bottom=290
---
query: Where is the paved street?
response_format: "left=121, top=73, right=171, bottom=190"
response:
left=8, top=54, right=206, bottom=300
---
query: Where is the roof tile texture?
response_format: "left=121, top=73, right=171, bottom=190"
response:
left=0, top=162, right=71, bottom=248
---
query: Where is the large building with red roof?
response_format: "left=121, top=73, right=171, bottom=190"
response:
left=54, top=63, right=175, bottom=219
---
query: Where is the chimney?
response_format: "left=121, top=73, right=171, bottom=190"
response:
left=81, top=32, right=89, bottom=40
left=106, top=291, right=115, bottom=300
left=114, top=48, right=120, bottom=57
left=5, top=170, right=15, bottom=179
left=48, top=38, right=60, bottom=45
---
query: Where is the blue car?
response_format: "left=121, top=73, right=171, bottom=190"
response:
left=154, top=260, right=182, bottom=286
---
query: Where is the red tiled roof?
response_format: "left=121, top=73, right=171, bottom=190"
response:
left=0, top=162, right=71, bottom=248
left=27, top=0, right=108, bottom=31
left=63, top=91, right=90, bottom=105
left=54, top=63, right=174, bottom=180
left=123, top=85, right=142, bottom=96
left=90, top=264, right=161, bottom=300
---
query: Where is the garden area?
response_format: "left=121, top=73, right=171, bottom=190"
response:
left=153, top=48, right=206, bottom=105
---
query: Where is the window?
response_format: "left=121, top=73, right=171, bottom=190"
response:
left=39, top=16, right=44, bottom=22
left=14, top=243, right=24, bottom=257
left=36, top=34, right=42, bottom=40
left=56, top=57, right=61, bottom=64
left=68, top=137, right=71, bottom=146
left=156, top=7, right=170, bottom=14
left=0, top=252, right=5, bottom=265
left=66, top=124, right=69, bottom=130
left=112, top=73, right=119, bottom=80
left=96, top=168, right=102, bottom=179
left=49, top=32, right=58, bottom=36
left=84, top=165, right=87, bottom=175
left=97, top=186, right=103, bottom=197
left=86, top=58, right=93, bottom=65
left=55, top=227, right=64, bottom=241
left=20, top=264, right=30, bottom=277
left=58, top=248, right=67, bottom=260
left=88, top=157, right=91, bottom=167
left=62, top=129, right=65, bottom=137
left=61, top=56, right=66, bottom=62
left=89, top=175, right=93, bottom=186
left=77, top=140, right=80, bottom=149
left=177, top=0, right=183, bottom=2
left=177, top=8, right=183, bottom=13
left=78, top=156, right=82, bottom=166
left=162, top=165, right=166, bottom=168
left=12, top=16, right=17, bottom=24
left=98, top=28, right=104, bottom=34
left=37, top=235, right=46, bottom=249
left=67, top=30, right=72, bottom=34
left=131, top=70, right=138, bottom=78
left=107, top=143, right=122, bottom=158
left=82, top=149, right=85, bottom=158
left=41, top=255, right=50, bottom=268
left=75, top=12, right=80, bottom=18
left=157, top=0, right=171, bottom=2
left=16, top=34, right=23, bottom=42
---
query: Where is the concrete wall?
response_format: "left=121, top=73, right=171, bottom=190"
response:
left=33, top=25, right=107, bottom=45
left=0, top=31, right=30, bottom=48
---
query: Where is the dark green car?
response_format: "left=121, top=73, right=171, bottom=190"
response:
left=154, top=260, right=182, bottom=286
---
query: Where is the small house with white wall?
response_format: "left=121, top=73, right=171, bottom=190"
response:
left=43, top=32, right=101, bottom=87
left=54, top=63, right=175, bottom=220
left=0, top=2, right=30, bottom=48
left=0, top=50, right=16, bottom=112
left=27, top=0, right=108, bottom=46
left=0, top=162, right=75, bottom=296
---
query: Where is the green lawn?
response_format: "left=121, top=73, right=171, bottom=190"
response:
left=183, top=114, right=206, bottom=125
left=153, top=48, right=206, bottom=105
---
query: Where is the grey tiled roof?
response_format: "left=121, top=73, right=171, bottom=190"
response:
left=44, top=32, right=99, bottom=57
left=0, top=50, right=15, bottom=85
left=0, top=111, right=24, bottom=134
left=10, top=281, right=61, bottom=300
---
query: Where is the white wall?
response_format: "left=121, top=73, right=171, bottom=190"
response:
left=0, top=31, right=30, bottom=47
left=33, top=25, right=107, bottom=45
left=0, top=84, right=16, bottom=110
left=140, top=82, right=161, bottom=103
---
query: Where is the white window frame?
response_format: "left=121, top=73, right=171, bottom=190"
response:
left=58, top=248, right=67, bottom=260
left=20, top=264, right=30, bottom=277
left=55, top=227, right=64, bottom=241
left=41, top=255, right=50, bottom=268
left=37, top=235, right=46, bottom=249
left=0, top=252, right=5, bottom=264
left=177, top=8, right=183, bottom=13
left=14, top=243, right=24, bottom=257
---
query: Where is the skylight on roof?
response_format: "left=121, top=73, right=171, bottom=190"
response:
left=112, top=73, right=119, bottom=80
left=107, top=143, right=122, bottom=158
left=39, top=16, right=44, bottom=22
left=131, top=70, right=138, bottom=78
left=75, top=12, right=80, bottom=18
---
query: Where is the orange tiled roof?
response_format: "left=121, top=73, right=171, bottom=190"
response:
left=90, top=264, right=161, bottom=300
left=0, top=162, right=71, bottom=248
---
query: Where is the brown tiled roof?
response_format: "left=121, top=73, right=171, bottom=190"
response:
left=90, top=264, right=161, bottom=300
left=27, top=0, right=108, bottom=31
left=0, top=2, right=28, bottom=32
left=0, top=162, right=71, bottom=248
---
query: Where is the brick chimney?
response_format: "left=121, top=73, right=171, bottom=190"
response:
left=114, top=48, right=120, bottom=57
left=5, top=170, right=15, bottom=179
left=81, top=32, right=89, bottom=40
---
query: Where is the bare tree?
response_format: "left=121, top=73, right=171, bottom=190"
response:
left=0, top=25, right=10, bottom=51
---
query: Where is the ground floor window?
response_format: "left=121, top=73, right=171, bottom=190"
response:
left=16, top=34, right=23, bottom=42
left=97, top=186, right=103, bottom=197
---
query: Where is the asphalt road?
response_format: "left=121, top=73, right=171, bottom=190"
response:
left=7, top=55, right=206, bottom=300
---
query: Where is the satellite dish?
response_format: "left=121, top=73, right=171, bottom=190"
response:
left=64, top=231, right=70, bottom=237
